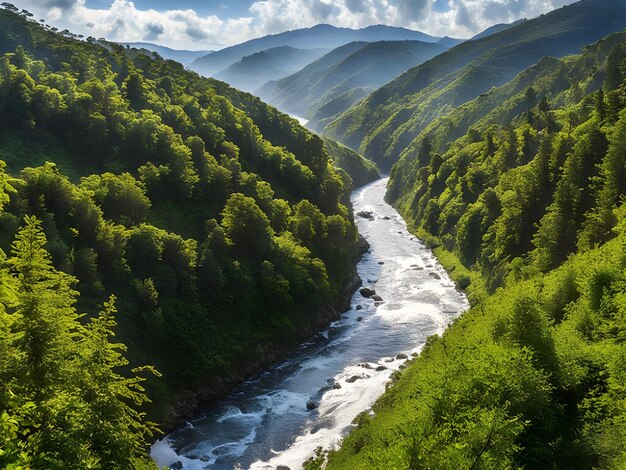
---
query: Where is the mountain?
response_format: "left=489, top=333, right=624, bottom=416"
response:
left=306, top=40, right=449, bottom=131
left=324, top=0, right=626, bottom=170
left=470, top=18, right=526, bottom=40
left=120, top=41, right=212, bottom=65
left=213, top=46, right=328, bottom=93
left=190, top=24, right=442, bottom=77
left=437, top=36, right=465, bottom=47
left=259, top=40, right=448, bottom=131
left=256, top=41, right=369, bottom=114
left=0, top=7, right=365, bottom=466
left=316, top=29, right=626, bottom=470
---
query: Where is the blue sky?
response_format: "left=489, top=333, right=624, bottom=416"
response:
left=13, top=0, right=573, bottom=50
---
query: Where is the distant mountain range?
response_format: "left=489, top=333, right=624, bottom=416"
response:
left=258, top=40, right=448, bottom=131
left=324, top=0, right=626, bottom=169
left=190, top=24, right=459, bottom=77
left=119, top=42, right=212, bottom=66
left=214, top=46, right=328, bottom=93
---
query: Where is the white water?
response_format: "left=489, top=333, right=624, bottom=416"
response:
left=151, top=178, right=468, bottom=469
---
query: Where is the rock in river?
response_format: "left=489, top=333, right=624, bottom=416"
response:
left=360, top=287, right=376, bottom=298
left=371, top=294, right=383, bottom=302
left=356, top=210, right=374, bottom=219
left=306, top=400, right=318, bottom=411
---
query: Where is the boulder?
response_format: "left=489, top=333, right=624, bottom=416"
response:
left=375, top=365, right=387, bottom=371
left=357, top=316, right=363, bottom=322
left=276, top=466, right=291, bottom=470
left=371, top=294, right=383, bottom=302
left=360, top=287, right=376, bottom=298
left=396, top=353, right=409, bottom=360
left=378, top=261, right=385, bottom=265
left=345, top=375, right=363, bottom=383
left=306, top=400, right=318, bottom=411
left=429, top=272, right=441, bottom=280
left=356, top=210, right=374, bottom=219
left=359, top=363, right=373, bottom=369
left=383, top=216, right=391, bottom=220
left=355, top=304, right=363, bottom=310
left=333, top=382, right=342, bottom=390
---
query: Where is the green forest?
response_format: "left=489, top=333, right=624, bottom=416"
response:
left=312, top=29, right=626, bottom=470
left=0, top=6, right=369, bottom=467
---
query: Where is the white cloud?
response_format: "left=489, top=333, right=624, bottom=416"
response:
left=10, top=0, right=574, bottom=49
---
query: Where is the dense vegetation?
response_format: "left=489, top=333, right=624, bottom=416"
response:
left=312, top=28, right=626, bottom=470
left=324, top=0, right=626, bottom=170
left=0, top=5, right=363, bottom=461
left=323, top=138, right=379, bottom=188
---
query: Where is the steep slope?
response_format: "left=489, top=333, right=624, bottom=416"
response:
left=312, top=30, right=626, bottom=470
left=0, top=7, right=362, bottom=433
left=255, top=41, right=369, bottom=115
left=190, top=24, right=442, bottom=77
left=214, top=46, right=327, bottom=93
left=305, top=40, right=448, bottom=131
left=470, top=18, right=526, bottom=41
left=437, top=36, right=465, bottom=47
left=324, top=0, right=626, bottom=170
left=260, top=40, right=448, bottom=129
left=120, top=41, right=212, bottom=65
left=324, top=138, right=379, bottom=188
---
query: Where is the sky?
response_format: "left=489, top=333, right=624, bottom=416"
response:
left=10, top=0, right=574, bottom=50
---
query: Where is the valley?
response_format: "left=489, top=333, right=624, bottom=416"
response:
left=0, top=0, right=625, bottom=468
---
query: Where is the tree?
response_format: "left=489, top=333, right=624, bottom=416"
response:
left=221, top=193, right=273, bottom=260
left=78, top=296, right=159, bottom=468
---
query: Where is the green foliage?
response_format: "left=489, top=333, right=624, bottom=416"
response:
left=323, top=230, right=626, bottom=469
left=0, top=216, right=158, bottom=468
left=0, top=5, right=359, bottom=441
left=325, top=27, right=626, bottom=470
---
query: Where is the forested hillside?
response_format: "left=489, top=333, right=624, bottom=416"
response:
left=0, top=6, right=364, bottom=466
left=324, top=0, right=626, bottom=170
left=312, top=29, right=626, bottom=470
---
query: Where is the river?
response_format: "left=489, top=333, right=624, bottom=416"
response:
left=151, top=178, right=468, bottom=469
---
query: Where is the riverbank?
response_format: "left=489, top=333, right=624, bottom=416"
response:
left=159, top=236, right=369, bottom=432
left=152, top=178, right=468, bottom=469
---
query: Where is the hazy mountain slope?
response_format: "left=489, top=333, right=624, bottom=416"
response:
left=190, top=24, right=441, bottom=77
left=304, top=40, right=448, bottom=130
left=470, top=18, right=526, bottom=41
left=255, top=41, right=369, bottom=115
left=214, top=46, right=328, bottom=92
left=259, top=40, right=447, bottom=126
left=437, top=36, right=465, bottom=47
left=120, top=41, right=212, bottom=65
left=324, top=0, right=626, bottom=170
